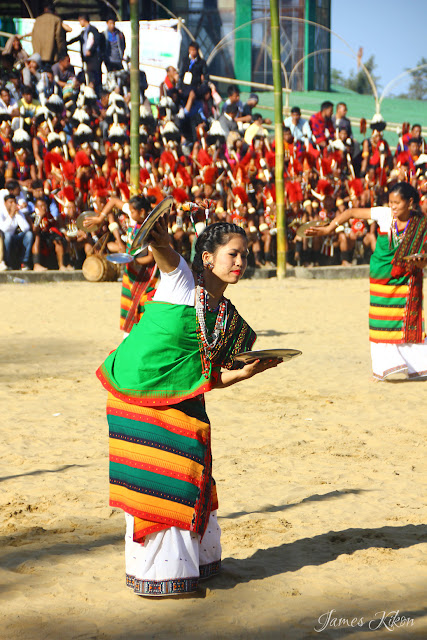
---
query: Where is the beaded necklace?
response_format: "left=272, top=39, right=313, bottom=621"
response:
left=390, top=215, right=411, bottom=248
left=195, top=274, right=227, bottom=363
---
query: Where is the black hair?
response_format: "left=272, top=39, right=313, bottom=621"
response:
left=31, top=179, right=44, bottom=189
left=225, top=103, right=238, bottom=116
left=0, top=86, right=9, bottom=94
left=407, top=137, right=421, bottom=145
left=321, top=100, right=333, bottom=111
left=290, top=106, right=301, bottom=115
left=227, top=84, right=240, bottom=96
left=4, top=193, right=16, bottom=201
left=283, top=126, right=291, bottom=134
left=128, top=195, right=151, bottom=212
left=5, top=180, right=19, bottom=192
left=412, top=123, right=421, bottom=130
left=389, top=182, right=421, bottom=214
left=188, top=41, right=199, bottom=51
left=78, top=12, right=90, bottom=22
left=192, top=222, right=247, bottom=274
left=22, top=85, right=33, bottom=95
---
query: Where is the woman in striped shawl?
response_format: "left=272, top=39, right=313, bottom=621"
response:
left=97, top=219, right=283, bottom=596
left=306, top=182, right=427, bottom=380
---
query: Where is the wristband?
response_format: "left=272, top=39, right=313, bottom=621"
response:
left=108, top=221, right=119, bottom=232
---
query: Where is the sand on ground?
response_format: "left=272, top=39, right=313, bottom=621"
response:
left=1, top=278, right=426, bottom=640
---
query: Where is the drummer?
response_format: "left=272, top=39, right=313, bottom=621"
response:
left=85, top=195, right=158, bottom=336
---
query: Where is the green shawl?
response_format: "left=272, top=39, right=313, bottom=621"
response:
left=97, top=300, right=256, bottom=405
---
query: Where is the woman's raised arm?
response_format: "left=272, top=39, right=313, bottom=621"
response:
left=148, top=216, right=180, bottom=273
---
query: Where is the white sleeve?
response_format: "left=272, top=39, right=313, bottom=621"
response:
left=153, top=255, right=195, bottom=306
left=122, top=203, right=131, bottom=217
left=370, top=206, right=392, bottom=232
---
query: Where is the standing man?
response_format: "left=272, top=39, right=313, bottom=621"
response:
left=309, top=101, right=335, bottom=148
left=68, top=14, right=103, bottom=94
left=178, top=41, right=209, bottom=99
left=103, top=19, right=126, bottom=72
left=31, top=3, right=66, bottom=66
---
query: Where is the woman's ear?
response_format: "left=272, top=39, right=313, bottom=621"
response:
left=201, top=250, right=214, bottom=267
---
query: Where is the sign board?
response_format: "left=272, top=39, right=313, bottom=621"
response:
left=16, top=18, right=182, bottom=101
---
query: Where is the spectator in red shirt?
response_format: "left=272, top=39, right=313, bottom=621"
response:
left=309, top=101, right=335, bottom=148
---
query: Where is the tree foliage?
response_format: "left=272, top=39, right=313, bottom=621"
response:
left=406, top=57, right=427, bottom=100
left=331, top=55, right=380, bottom=95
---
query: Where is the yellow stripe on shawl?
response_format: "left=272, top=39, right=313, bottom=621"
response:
left=107, top=394, right=210, bottom=440
left=110, top=485, right=194, bottom=525
left=370, top=283, right=409, bottom=295
left=369, top=329, right=403, bottom=341
left=369, top=306, right=405, bottom=318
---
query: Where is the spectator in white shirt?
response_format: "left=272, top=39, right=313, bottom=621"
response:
left=284, top=106, right=312, bottom=147
left=0, top=87, right=19, bottom=118
left=0, top=192, right=34, bottom=270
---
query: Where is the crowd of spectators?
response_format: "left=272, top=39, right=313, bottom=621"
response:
left=0, top=6, right=426, bottom=273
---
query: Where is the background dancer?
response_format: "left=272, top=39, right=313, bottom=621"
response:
left=306, top=182, right=427, bottom=380
left=85, top=195, right=157, bottom=335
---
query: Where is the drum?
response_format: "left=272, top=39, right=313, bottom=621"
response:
left=82, top=254, right=119, bottom=282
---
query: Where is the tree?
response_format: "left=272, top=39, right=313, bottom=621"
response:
left=331, top=56, right=380, bottom=95
left=331, top=68, right=346, bottom=86
left=345, top=55, right=380, bottom=95
left=406, top=57, right=427, bottom=100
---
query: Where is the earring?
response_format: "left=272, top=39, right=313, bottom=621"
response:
left=204, top=262, right=213, bottom=270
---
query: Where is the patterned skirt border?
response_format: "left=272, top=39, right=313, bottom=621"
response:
left=125, top=560, right=221, bottom=596
left=372, top=364, right=408, bottom=380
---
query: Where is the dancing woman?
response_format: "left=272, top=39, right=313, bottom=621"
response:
left=307, top=182, right=427, bottom=380
left=96, top=219, right=282, bottom=596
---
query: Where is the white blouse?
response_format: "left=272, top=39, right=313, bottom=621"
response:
left=153, top=256, right=196, bottom=307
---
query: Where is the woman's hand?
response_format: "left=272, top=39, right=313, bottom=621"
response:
left=214, top=358, right=283, bottom=389
left=83, top=214, right=103, bottom=228
left=305, top=223, right=334, bottom=237
left=406, top=255, right=427, bottom=270
left=239, top=358, right=283, bottom=379
left=148, top=215, right=170, bottom=248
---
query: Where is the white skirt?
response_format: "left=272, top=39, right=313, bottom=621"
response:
left=371, top=339, right=427, bottom=380
left=125, top=511, right=222, bottom=596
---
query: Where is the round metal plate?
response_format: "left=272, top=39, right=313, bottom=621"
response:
left=129, top=196, right=174, bottom=257
left=106, top=253, right=134, bottom=264
left=234, top=348, right=302, bottom=364
left=403, top=253, right=425, bottom=261
left=76, top=211, right=100, bottom=233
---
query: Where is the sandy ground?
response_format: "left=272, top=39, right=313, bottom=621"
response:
left=1, top=277, right=426, bottom=640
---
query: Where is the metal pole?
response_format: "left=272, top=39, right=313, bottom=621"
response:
left=130, top=0, right=140, bottom=195
left=269, top=0, right=286, bottom=279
